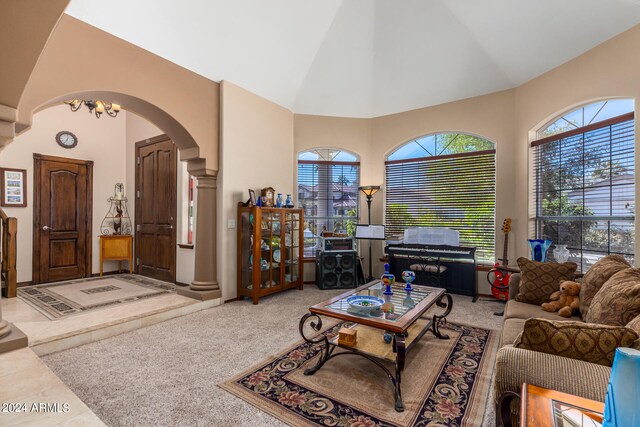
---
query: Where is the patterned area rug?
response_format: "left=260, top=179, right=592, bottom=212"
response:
left=221, top=321, right=498, bottom=426
left=18, top=274, right=176, bottom=320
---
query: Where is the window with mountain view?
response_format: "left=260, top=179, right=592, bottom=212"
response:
left=385, top=133, right=496, bottom=262
left=532, top=99, right=635, bottom=271
left=297, top=149, right=360, bottom=257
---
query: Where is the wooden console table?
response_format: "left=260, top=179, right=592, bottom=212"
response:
left=99, top=235, right=133, bottom=276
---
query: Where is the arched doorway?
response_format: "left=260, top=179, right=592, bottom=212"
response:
left=7, top=93, right=220, bottom=298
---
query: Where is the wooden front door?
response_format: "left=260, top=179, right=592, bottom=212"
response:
left=33, top=154, right=93, bottom=284
left=135, top=136, right=177, bottom=282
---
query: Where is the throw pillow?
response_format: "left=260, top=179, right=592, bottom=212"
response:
left=586, top=268, right=640, bottom=327
left=627, top=315, right=640, bottom=334
left=513, top=318, right=638, bottom=366
left=579, top=254, right=630, bottom=319
left=515, top=257, right=578, bottom=305
left=626, top=316, right=640, bottom=351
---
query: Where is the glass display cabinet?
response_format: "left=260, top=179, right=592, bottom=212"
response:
left=237, top=206, right=304, bottom=304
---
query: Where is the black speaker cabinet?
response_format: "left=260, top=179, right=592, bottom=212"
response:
left=316, top=251, right=358, bottom=290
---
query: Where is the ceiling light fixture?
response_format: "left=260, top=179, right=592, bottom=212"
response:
left=65, top=99, right=121, bottom=118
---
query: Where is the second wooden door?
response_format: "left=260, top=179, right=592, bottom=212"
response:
left=135, top=136, right=177, bottom=282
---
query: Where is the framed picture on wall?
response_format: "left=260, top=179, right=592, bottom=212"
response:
left=0, top=168, right=27, bottom=207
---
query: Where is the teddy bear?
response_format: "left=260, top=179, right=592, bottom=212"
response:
left=541, top=280, right=581, bottom=318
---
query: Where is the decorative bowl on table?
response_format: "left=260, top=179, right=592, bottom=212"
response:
left=346, top=295, right=385, bottom=314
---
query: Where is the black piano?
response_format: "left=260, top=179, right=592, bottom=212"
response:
left=385, top=243, right=477, bottom=301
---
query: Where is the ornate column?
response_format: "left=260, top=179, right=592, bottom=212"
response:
left=177, top=174, right=221, bottom=301
left=0, top=296, right=27, bottom=354
left=0, top=305, right=10, bottom=339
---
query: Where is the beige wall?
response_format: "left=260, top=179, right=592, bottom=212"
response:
left=293, top=115, right=373, bottom=282
left=0, top=105, right=196, bottom=284
left=0, top=104, right=126, bottom=282
left=512, top=25, right=640, bottom=262
left=294, top=91, right=517, bottom=292
left=219, top=81, right=295, bottom=300
left=372, top=90, right=518, bottom=284
left=0, top=0, right=68, bottom=109
left=8, top=7, right=640, bottom=298
left=15, top=15, right=219, bottom=174
left=294, top=24, right=640, bottom=294
left=125, top=112, right=195, bottom=285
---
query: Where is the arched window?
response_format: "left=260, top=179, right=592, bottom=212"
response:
left=298, top=149, right=360, bottom=257
left=531, top=99, right=635, bottom=270
left=385, top=133, right=496, bottom=262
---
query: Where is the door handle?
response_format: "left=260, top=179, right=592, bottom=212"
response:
left=42, top=225, right=51, bottom=231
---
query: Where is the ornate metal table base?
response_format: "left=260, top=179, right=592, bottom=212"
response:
left=299, top=293, right=453, bottom=412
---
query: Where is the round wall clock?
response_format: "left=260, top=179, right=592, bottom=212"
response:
left=55, top=131, right=78, bottom=149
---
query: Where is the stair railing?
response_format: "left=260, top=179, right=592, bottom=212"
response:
left=0, top=208, right=17, bottom=298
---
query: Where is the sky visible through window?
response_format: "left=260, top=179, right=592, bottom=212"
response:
left=539, top=99, right=634, bottom=138
left=387, top=133, right=494, bottom=161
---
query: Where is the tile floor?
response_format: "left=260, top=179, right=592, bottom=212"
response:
left=0, top=280, right=222, bottom=425
left=3, top=289, right=220, bottom=355
left=0, top=347, right=105, bottom=426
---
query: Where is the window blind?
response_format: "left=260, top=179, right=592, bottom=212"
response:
left=531, top=112, right=635, bottom=271
left=297, top=161, right=360, bottom=257
left=385, top=150, right=496, bottom=262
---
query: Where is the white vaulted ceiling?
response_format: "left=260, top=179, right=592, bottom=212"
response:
left=65, top=0, right=640, bottom=118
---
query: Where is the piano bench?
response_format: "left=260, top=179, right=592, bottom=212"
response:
left=409, top=264, right=448, bottom=273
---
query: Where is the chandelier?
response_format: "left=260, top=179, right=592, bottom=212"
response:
left=65, top=100, right=121, bottom=118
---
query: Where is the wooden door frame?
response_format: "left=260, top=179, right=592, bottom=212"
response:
left=32, top=153, right=93, bottom=285
left=134, top=134, right=177, bottom=281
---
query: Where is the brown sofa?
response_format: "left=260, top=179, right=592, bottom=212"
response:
left=493, top=273, right=613, bottom=425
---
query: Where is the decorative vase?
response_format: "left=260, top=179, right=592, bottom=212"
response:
left=381, top=263, right=395, bottom=296
left=403, top=293, right=415, bottom=309
left=285, top=194, right=294, bottom=208
left=401, top=270, right=415, bottom=292
left=276, top=193, right=283, bottom=208
left=528, top=239, right=552, bottom=262
left=553, top=244, right=570, bottom=263
left=381, top=294, right=394, bottom=314
left=603, top=347, right=640, bottom=427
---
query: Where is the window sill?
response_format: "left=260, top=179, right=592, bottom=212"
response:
left=178, top=243, right=194, bottom=250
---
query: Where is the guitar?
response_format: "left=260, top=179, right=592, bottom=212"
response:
left=488, top=218, right=512, bottom=301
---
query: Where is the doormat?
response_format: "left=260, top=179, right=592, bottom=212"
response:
left=220, top=321, right=497, bottom=427
left=17, top=274, right=176, bottom=320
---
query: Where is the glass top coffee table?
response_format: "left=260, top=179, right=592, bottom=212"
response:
left=298, top=280, right=453, bottom=412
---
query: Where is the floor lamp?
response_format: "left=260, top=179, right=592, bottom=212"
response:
left=358, top=185, right=381, bottom=281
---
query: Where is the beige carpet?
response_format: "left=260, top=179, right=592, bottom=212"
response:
left=18, top=275, right=176, bottom=319
left=42, top=286, right=504, bottom=426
